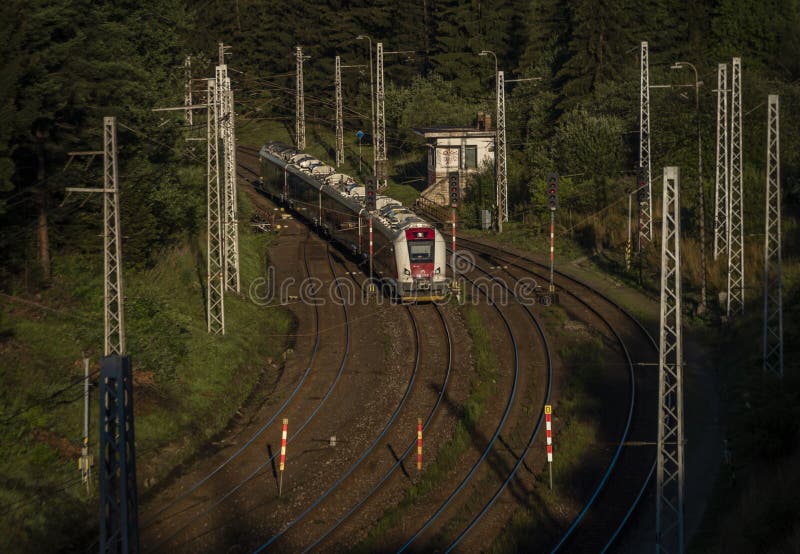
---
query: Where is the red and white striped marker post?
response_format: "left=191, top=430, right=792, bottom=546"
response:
left=279, top=418, right=288, bottom=496
left=545, top=405, right=553, bottom=489
left=417, top=418, right=423, bottom=471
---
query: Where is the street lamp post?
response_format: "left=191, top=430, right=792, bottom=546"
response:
left=356, top=35, right=376, bottom=177
left=672, top=61, right=707, bottom=311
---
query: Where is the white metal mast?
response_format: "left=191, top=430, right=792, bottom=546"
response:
left=713, top=63, right=729, bottom=260
left=656, top=166, right=684, bottom=554
left=763, top=94, right=783, bottom=378
left=103, top=117, right=125, bottom=356
left=727, top=57, right=744, bottom=316
left=296, top=46, right=306, bottom=150
left=375, top=42, right=387, bottom=187
left=218, top=65, right=240, bottom=293
left=639, top=41, right=654, bottom=245
left=496, top=70, right=508, bottom=230
left=206, top=78, right=225, bottom=334
left=335, top=55, right=344, bottom=167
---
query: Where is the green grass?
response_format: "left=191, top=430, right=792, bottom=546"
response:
left=355, top=304, right=496, bottom=552
left=489, top=312, right=608, bottom=553
left=0, top=185, right=290, bottom=552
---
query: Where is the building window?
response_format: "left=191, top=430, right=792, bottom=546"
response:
left=465, top=145, right=477, bottom=169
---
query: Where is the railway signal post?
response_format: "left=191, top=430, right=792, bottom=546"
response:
left=365, top=176, right=377, bottom=295
left=546, top=173, right=558, bottom=293
left=545, top=405, right=553, bottom=489
left=626, top=192, right=633, bottom=272
left=449, top=170, right=459, bottom=254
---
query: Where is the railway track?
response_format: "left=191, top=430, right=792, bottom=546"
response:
left=451, top=235, right=658, bottom=552
left=387, top=251, right=550, bottom=552
left=142, top=198, right=356, bottom=552
left=237, top=144, right=656, bottom=551
left=238, top=146, right=459, bottom=552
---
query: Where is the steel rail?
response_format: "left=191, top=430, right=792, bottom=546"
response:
left=301, top=304, right=452, bottom=552
left=253, top=303, right=423, bottom=552
left=141, top=230, right=324, bottom=529
left=452, top=235, right=659, bottom=551
left=396, top=260, right=528, bottom=553
left=150, top=242, right=352, bottom=549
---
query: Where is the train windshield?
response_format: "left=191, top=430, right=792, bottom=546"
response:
left=408, top=240, right=434, bottom=263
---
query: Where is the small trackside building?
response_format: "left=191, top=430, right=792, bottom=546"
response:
left=413, top=113, right=496, bottom=203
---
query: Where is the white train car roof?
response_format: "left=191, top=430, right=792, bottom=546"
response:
left=260, top=142, right=439, bottom=239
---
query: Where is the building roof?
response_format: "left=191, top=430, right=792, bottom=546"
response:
left=413, top=127, right=496, bottom=139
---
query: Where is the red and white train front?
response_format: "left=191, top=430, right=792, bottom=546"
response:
left=393, top=225, right=448, bottom=300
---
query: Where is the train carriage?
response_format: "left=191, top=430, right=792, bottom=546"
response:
left=258, top=142, right=448, bottom=301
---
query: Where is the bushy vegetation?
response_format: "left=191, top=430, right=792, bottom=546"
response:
left=2, top=0, right=800, bottom=550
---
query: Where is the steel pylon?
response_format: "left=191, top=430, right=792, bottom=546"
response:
left=217, top=65, right=240, bottom=294
left=727, top=57, right=744, bottom=316
left=763, top=94, right=783, bottom=378
left=656, top=166, right=685, bottom=554
left=713, top=63, right=729, bottom=260
left=639, top=41, right=654, bottom=245
left=296, top=46, right=306, bottom=150
left=335, top=55, right=344, bottom=167
left=103, top=117, right=125, bottom=356
left=206, top=78, right=225, bottom=334
left=375, top=42, right=387, bottom=187
left=496, top=70, right=508, bottom=228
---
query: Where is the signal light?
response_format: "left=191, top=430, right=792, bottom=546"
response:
left=546, top=172, right=559, bottom=211
left=449, top=172, right=459, bottom=207
left=365, top=176, right=377, bottom=211
left=637, top=166, right=649, bottom=202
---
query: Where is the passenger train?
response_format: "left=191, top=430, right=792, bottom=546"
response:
left=257, top=142, right=449, bottom=301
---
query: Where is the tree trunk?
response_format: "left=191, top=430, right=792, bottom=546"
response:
left=36, top=144, right=50, bottom=281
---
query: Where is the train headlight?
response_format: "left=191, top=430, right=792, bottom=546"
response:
left=435, top=267, right=441, bottom=274
left=404, top=268, right=411, bottom=275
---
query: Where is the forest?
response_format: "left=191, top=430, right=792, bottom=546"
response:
left=1, top=0, right=799, bottom=551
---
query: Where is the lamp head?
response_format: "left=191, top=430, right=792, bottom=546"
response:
left=670, top=62, right=683, bottom=70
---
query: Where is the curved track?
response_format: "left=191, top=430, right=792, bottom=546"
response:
left=452, top=235, right=658, bottom=552
left=143, top=211, right=354, bottom=552
left=235, top=145, right=656, bottom=551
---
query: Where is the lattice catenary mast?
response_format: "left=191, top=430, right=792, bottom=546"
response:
left=727, top=57, right=744, bottom=316
left=216, top=64, right=240, bottom=293
left=763, top=94, right=783, bottom=378
left=296, top=46, right=306, bottom=150
left=375, top=42, right=387, bottom=187
left=102, top=117, right=126, bottom=356
left=335, top=55, right=344, bottom=167
left=496, top=70, right=508, bottom=231
left=656, top=166, right=685, bottom=554
left=713, top=63, right=729, bottom=260
left=639, top=41, right=654, bottom=245
left=206, top=78, right=225, bottom=334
